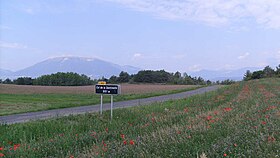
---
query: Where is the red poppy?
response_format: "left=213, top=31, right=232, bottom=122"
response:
left=0, top=153, right=4, bottom=157
left=130, top=140, right=135, bottom=145
left=224, top=107, right=232, bottom=112
left=223, top=153, right=227, bottom=157
left=69, top=155, right=74, bottom=158
left=261, top=121, right=266, bottom=125
left=102, top=141, right=107, bottom=147
left=121, top=134, right=125, bottom=139
left=206, top=115, right=212, bottom=121
left=0, top=147, right=3, bottom=151
left=234, top=143, right=237, bottom=147
left=123, top=140, right=127, bottom=145
left=13, top=144, right=20, bottom=151
left=268, top=136, right=276, bottom=142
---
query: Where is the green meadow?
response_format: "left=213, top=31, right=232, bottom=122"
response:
left=0, top=86, right=200, bottom=116
left=0, top=78, right=279, bottom=157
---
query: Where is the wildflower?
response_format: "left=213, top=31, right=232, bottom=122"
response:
left=0, top=147, right=3, bottom=151
left=123, top=140, right=127, bottom=145
left=120, top=134, right=125, bottom=139
left=214, top=111, right=218, bottom=115
left=223, top=153, right=227, bottom=157
left=206, top=115, right=212, bottom=121
left=261, top=121, right=266, bottom=125
left=0, top=153, right=4, bottom=157
left=129, top=140, right=135, bottom=145
left=224, top=107, right=232, bottom=112
left=105, top=128, right=108, bottom=133
left=13, top=144, right=20, bottom=151
left=268, top=136, right=276, bottom=142
left=69, top=155, right=74, bottom=158
left=234, top=143, right=237, bottom=147
left=102, top=141, right=107, bottom=147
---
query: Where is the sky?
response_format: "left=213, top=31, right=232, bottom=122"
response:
left=1, top=0, right=280, bottom=72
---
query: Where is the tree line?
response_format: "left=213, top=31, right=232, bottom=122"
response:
left=0, top=70, right=215, bottom=86
left=243, top=64, right=280, bottom=81
left=0, top=72, right=94, bottom=86
left=107, top=70, right=212, bottom=85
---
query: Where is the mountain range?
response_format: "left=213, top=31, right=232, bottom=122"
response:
left=0, top=56, right=261, bottom=81
left=189, top=67, right=262, bottom=81
left=0, top=57, right=140, bottom=79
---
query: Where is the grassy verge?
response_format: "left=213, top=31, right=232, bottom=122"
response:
left=0, top=86, right=202, bottom=116
left=0, top=78, right=279, bottom=157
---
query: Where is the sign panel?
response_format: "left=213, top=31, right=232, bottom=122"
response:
left=98, top=81, right=107, bottom=85
left=95, top=84, right=120, bottom=95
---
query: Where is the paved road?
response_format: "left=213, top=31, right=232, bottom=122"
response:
left=0, top=85, right=221, bottom=124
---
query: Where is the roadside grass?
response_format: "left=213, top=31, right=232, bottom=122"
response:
left=0, top=78, right=279, bottom=157
left=0, top=86, right=202, bottom=116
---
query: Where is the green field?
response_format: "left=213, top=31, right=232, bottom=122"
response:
left=0, top=86, right=200, bottom=116
left=0, top=78, right=279, bottom=157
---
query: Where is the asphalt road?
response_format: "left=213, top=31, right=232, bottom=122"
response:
left=0, top=85, right=222, bottom=124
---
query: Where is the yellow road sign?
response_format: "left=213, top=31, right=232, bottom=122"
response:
left=98, top=81, right=107, bottom=85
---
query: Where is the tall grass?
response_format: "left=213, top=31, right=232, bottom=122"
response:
left=0, top=78, right=279, bottom=157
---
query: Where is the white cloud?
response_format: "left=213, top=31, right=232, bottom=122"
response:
left=108, top=0, right=280, bottom=29
left=0, top=41, right=28, bottom=49
left=133, top=53, right=142, bottom=58
left=23, top=8, right=35, bottom=14
left=238, top=52, right=250, bottom=59
left=188, top=64, right=201, bottom=72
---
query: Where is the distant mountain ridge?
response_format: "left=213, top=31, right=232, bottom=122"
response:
left=1, top=56, right=141, bottom=79
left=189, top=67, right=262, bottom=81
left=1, top=56, right=262, bottom=81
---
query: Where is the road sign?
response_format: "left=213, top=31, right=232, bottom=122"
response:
left=95, top=84, right=120, bottom=95
left=96, top=84, right=121, bottom=120
left=98, top=81, right=107, bottom=85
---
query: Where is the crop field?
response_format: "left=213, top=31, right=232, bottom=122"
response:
left=0, top=78, right=279, bottom=157
left=0, top=84, right=200, bottom=116
left=0, top=84, right=197, bottom=94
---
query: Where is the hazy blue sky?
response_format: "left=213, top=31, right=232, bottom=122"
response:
left=1, top=0, right=280, bottom=72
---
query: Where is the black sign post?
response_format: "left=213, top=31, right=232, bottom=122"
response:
left=95, top=85, right=120, bottom=95
left=95, top=84, right=120, bottom=120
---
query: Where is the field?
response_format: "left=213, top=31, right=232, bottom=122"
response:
left=0, top=84, right=198, bottom=94
left=0, top=84, right=200, bottom=116
left=0, top=78, right=279, bottom=157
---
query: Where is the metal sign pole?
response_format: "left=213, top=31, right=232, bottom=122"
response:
left=111, top=94, right=113, bottom=120
left=100, top=94, right=103, bottom=115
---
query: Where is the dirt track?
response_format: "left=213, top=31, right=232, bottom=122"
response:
left=0, top=84, right=198, bottom=94
left=0, top=85, right=222, bottom=124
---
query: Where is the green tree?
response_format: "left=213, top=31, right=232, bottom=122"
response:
left=263, top=66, right=275, bottom=78
left=251, top=70, right=264, bottom=79
left=117, top=71, right=130, bottom=83
left=3, top=78, right=12, bottom=84
left=109, top=75, right=118, bottom=84
left=276, top=64, right=280, bottom=77
left=14, top=77, right=33, bottom=85
left=243, top=70, right=252, bottom=81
